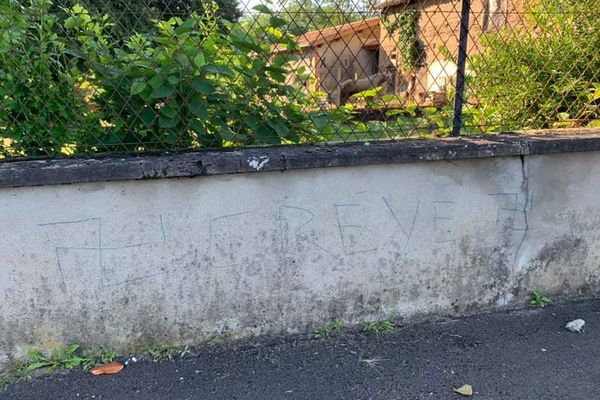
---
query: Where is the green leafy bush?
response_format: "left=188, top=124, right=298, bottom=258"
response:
left=52, top=0, right=242, bottom=39
left=471, top=0, right=600, bottom=130
left=0, top=1, right=315, bottom=156
left=65, top=3, right=312, bottom=151
left=0, top=0, right=101, bottom=157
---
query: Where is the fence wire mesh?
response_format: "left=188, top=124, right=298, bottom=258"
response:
left=0, top=0, right=598, bottom=159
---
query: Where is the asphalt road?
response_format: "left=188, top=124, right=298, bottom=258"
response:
left=3, top=299, right=600, bottom=399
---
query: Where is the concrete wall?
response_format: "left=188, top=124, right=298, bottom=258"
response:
left=2, top=145, right=600, bottom=365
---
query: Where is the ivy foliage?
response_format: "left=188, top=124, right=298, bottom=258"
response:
left=384, top=9, right=420, bottom=72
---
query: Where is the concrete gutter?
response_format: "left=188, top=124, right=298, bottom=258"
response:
left=0, top=129, right=599, bottom=188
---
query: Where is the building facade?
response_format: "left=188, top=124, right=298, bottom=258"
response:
left=278, top=18, right=381, bottom=104
left=376, top=0, right=525, bottom=102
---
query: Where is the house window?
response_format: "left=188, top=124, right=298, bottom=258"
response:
left=370, top=49, right=380, bottom=75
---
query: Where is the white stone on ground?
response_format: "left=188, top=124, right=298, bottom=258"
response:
left=565, top=319, right=585, bottom=333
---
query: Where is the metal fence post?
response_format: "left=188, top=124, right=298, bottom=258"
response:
left=451, top=0, right=472, bottom=137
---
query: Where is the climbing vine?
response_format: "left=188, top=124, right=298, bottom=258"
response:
left=384, top=9, right=420, bottom=72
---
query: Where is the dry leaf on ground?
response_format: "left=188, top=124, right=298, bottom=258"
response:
left=453, top=384, right=473, bottom=397
left=90, top=361, right=124, bottom=376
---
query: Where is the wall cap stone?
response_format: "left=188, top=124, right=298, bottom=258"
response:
left=1, top=129, right=599, bottom=188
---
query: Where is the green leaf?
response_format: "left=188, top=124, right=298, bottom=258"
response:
left=26, top=361, right=53, bottom=372
left=150, top=84, right=175, bottom=99
left=175, top=53, right=190, bottom=67
left=204, top=65, right=234, bottom=78
left=269, top=16, right=288, bottom=28
left=133, top=60, right=153, bottom=69
left=385, top=109, right=405, bottom=117
left=256, top=124, right=281, bottom=144
left=139, top=107, right=157, bottom=126
left=269, top=70, right=286, bottom=83
left=175, top=17, right=197, bottom=34
left=310, top=113, right=330, bottom=130
left=588, top=119, right=600, bottom=128
left=187, top=96, right=208, bottom=119
left=244, top=115, right=259, bottom=129
left=192, top=78, right=214, bottom=94
left=160, top=104, right=178, bottom=119
left=64, top=17, right=77, bottom=29
left=66, top=344, right=80, bottom=354
left=130, top=81, right=147, bottom=96
left=64, top=357, right=85, bottom=368
left=193, top=53, right=206, bottom=69
left=159, top=115, right=180, bottom=129
left=252, top=4, right=273, bottom=14
left=220, top=124, right=236, bottom=140
left=27, top=350, right=46, bottom=361
left=163, top=129, right=180, bottom=144
left=423, top=107, right=438, bottom=116
left=268, top=120, right=290, bottom=138
left=230, top=38, right=263, bottom=54
left=590, top=85, right=600, bottom=102
left=148, top=74, right=165, bottom=90
left=154, top=37, right=177, bottom=47
left=189, top=119, right=206, bottom=134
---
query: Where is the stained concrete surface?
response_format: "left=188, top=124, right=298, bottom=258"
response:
left=4, top=151, right=600, bottom=364
left=3, top=299, right=600, bottom=399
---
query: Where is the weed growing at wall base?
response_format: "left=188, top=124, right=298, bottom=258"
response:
left=314, top=320, right=344, bottom=339
left=0, top=360, right=28, bottom=390
left=0, top=343, right=195, bottom=389
left=363, top=320, right=394, bottom=336
left=0, top=344, right=120, bottom=389
left=530, top=290, right=552, bottom=308
left=143, top=344, right=191, bottom=361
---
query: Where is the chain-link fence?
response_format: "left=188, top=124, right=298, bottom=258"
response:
left=0, top=0, right=598, bottom=159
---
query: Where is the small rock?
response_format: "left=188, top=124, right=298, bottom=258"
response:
left=565, top=319, right=585, bottom=333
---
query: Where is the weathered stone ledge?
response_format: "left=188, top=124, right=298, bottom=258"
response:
left=1, top=129, right=599, bottom=188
